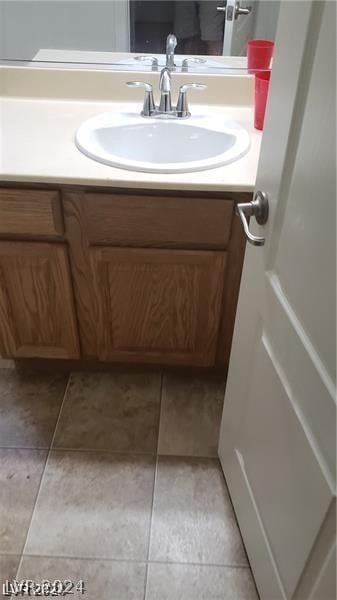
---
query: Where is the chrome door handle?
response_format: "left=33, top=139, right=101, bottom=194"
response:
left=236, top=191, right=269, bottom=246
left=235, top=3, right=252, bottom=18
left=217, top=5, right=227, bottom=13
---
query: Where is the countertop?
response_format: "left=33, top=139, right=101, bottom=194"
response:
left=1, top=66, right=262, bottom=192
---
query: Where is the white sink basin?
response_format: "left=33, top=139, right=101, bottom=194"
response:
left=75, top=112, right=250, bottom=173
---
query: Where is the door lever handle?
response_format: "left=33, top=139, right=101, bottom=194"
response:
left=236, top=191, right=269, bottom=246
left=235, top=3, right=252, bottom=18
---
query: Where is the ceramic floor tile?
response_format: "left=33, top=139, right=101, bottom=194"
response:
left=0, top=555, right=20, bottom=600
left=0, top=449, right=47, bottom=554
left=0, top=369, right=68, bottom=448
left=53, top=371, right=161, bottom=453
left=145, top=563, right=258, bottom=600
left=18, top=556, right=146, bottom=600
left=149, top=457, right=248, bottom=566
left=25, top=451, right=155, bottom=560
left=158, top=372, right=225, bottom=457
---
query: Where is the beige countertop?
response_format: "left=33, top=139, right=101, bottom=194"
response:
left=1, top=66, right=262, bottom=192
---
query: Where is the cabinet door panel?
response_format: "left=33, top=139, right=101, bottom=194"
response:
left=91, top=247, right=226, bottom=366
left=0, top=242, right=79, bottom=359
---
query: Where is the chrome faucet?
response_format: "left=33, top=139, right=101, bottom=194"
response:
left=126, top=32, right=206, bottom=119
left=166, top=33, right=177, bottom=70
left=126, top=73, right=206, bottom=119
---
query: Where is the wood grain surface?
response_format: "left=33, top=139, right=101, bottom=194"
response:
left=0, top=188, right=63, bottom=237
left=216, top=211, right=247, bottom=368
left=0, top=241, right=79, bottom=358
left=91, top=246, right=226, bottom=366
left=82, top=191, right=233, bottom=249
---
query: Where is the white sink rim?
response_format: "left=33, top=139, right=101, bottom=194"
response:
left=75, top=111, right=250, bottom=173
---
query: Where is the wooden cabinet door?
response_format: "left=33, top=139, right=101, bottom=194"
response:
left=0, top=242, right=79, bottom=359
left=91, top=247, right=226, bottom=366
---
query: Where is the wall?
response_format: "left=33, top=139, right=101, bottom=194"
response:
left=0, top=0, right=130, bottom=60
left=253, top=0, right=280, bottom=40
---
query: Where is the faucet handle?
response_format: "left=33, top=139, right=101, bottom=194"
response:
left=126, top=81, right=153, bottom=91
left=133, top=55, right=159, bottom=71
left=179, top=83, right=207, bottom=93
left=176, top=83, right=207, bottom=118
left=126, top=81, right=155, bottom=117
left=181, top=57, right=207, bottom=72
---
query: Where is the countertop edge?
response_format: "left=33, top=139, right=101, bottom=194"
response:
left=0, top=174, right=255, bottom=193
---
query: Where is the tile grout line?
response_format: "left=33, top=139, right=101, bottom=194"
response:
left=13, top=372, right=73, bottom=581
left=49, top=372, right=74, bottom=451
left=10, top=552, right=250, bottom=569
left=45, top=446, right=157, bottom=457
left=0, top=445, right=219, bottom=460
left=156, top=370, right=165, bottom=457
left=142, top=371, right=164, bottom=600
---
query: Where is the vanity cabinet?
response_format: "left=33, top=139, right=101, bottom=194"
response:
left=0, top=185, right=249, bottom=369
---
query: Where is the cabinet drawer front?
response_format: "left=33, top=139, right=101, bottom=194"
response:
left=0, top=189, right=63, bottom=237
left=91, top=247, right=226, bottom=366
left=0, top=241, right=79, bottom=359
left=81, top=192, right=233, bottom=249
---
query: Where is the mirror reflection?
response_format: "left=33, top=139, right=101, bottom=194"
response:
left=0, top=0, right=280, bottom=68
left=131, top=0, right=279, bottom=57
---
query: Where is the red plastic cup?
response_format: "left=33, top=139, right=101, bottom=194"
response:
left=254, top=71, right=271, bottom=130
left=247, top=39, right=274, bottom=74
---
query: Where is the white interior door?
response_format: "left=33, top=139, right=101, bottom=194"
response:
left=218, top=2, right=336, bottom=599
left=222, top=0, right=256, bottom=56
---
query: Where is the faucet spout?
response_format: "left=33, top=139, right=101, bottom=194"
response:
left=159, top=67, right=172, bottom=112
left=166, top=33, right=177, bottom=69
left=159, top=67, right=171, bottom=93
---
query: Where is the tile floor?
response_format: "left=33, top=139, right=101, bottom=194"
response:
left=0, top=368, right=259, bottom=600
